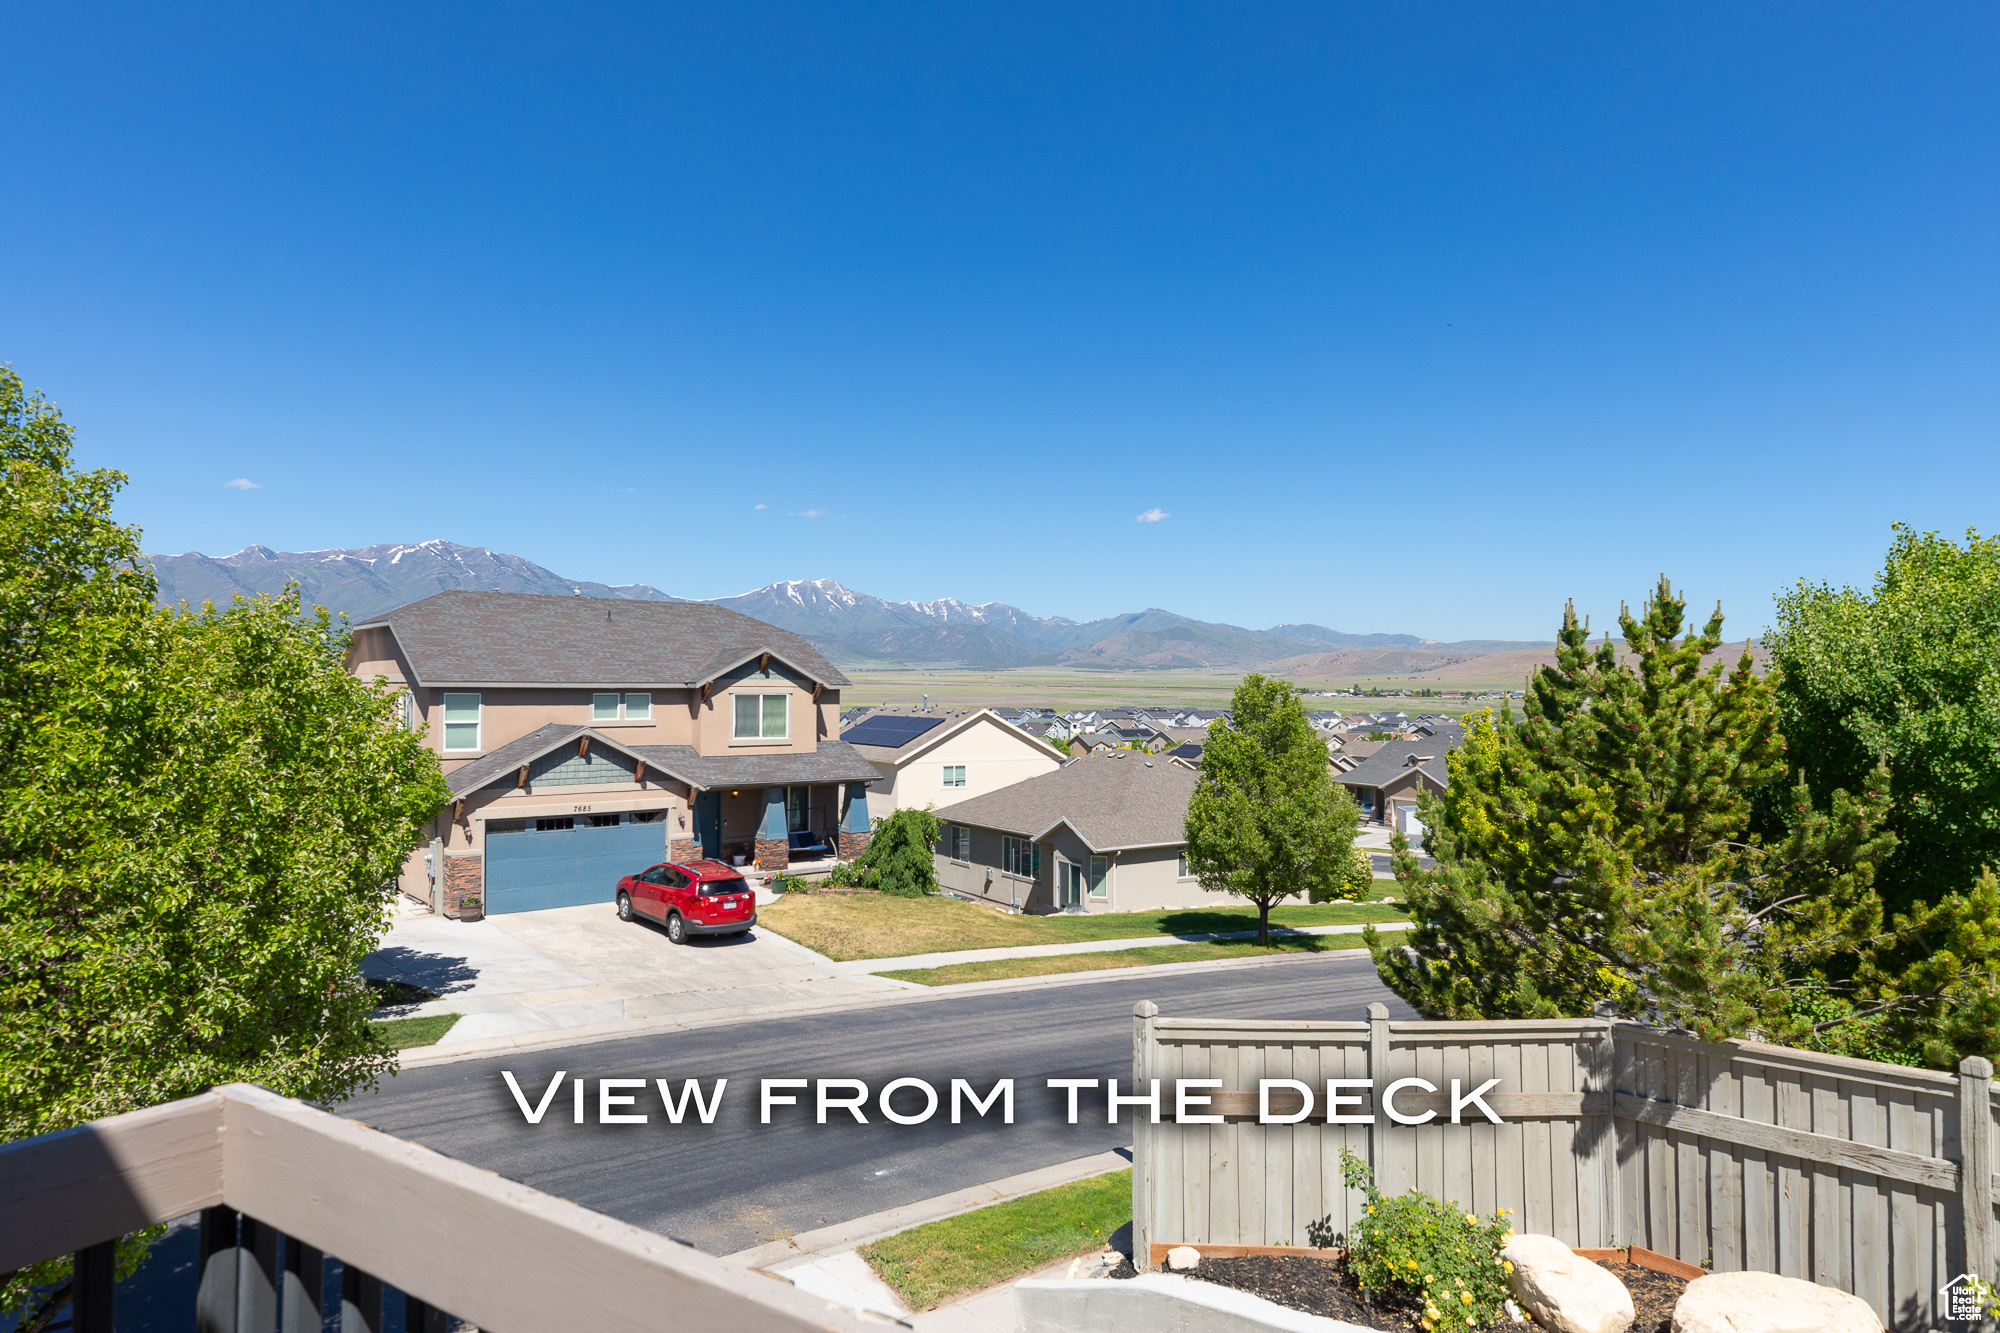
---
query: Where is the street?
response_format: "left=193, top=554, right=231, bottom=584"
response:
left=345, top=956, right=1416, bottom=1254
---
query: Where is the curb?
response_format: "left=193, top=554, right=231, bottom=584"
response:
left=393, top=945, right=1378, bottom=1068
left=722, top=1148, right=1134, bottom=1271
left=826, top=920, right=1410, bottom=975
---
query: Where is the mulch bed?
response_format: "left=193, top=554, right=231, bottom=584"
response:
left=1156, top=1254, right=1689, bottom=1332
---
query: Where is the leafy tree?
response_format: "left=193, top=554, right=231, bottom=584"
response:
left=825, top=806, right=942, bottom=896
left=0, top=368, right=447, bottom=1327
left=1764, top=526, right=2000, bottom=1061
left=1369, top=579, right=1907, bottom=1052
left=1770, top=527, right=2000, bottom=914
left=1183, top=674, right=1363, bottom=943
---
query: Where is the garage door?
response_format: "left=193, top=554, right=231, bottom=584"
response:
left=483, top=816, right=668, bottom=915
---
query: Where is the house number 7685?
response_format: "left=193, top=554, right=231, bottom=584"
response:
left=571, top=805, right=593, bottom=813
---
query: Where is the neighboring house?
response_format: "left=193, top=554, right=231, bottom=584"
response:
left=933, top=750, right=1296, bottom=914
left=841, top=708, right=1066, bottom=813
left=1331, top=725, right=1466, bottom=827
left=1107, top=725, right=1170, bottom=752
left=1164, top=742, right=1205, bottom=766
left=1068, top=735, right=1121, bottom=759
left=347, top=590, right=880, bottom=916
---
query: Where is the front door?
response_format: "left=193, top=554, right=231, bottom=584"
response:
left=695, top=792, right=722, bottom=859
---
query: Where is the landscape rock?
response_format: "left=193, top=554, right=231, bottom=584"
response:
left=1166, top=1246, right=1201, bottom=1271
left=1672, top=1271, right=1882, bottom=1333
left=1501, top=1234, right=1636, bottom=1333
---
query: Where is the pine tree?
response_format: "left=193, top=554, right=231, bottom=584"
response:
left=1369, top=578, right=1895, bottom=1046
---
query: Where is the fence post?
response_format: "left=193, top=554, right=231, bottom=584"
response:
left=1133, top=1000, right=1159, bottom=1266
left=1367, top=1002, right=1391, bottom=1189
left=1960, top=1056, right=1995, bottom=1289
left=1593, top=999, right=1621, bottom=1248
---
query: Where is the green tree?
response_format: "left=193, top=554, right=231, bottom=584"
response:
left=1183, top=674, right=1363, bottom=943
left=827, top=806, right=943, bottom=896
left=1765, top=525, right=2000, bottom=1061
left=1369, top=579, right=1902, bottom=1051
left=0, top=368, right=447, bottom=1327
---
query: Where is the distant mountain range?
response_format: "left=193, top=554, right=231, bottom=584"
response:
left=145, top=541, right=1548, bottom=672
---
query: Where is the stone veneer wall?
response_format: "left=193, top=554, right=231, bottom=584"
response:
left=443, top=853, right=484, bottom=918
left=668, top=838, right=701, bottom=863
left=753, top=837, right=789, bottom=870
left=836, top=830, right=872, bottom=860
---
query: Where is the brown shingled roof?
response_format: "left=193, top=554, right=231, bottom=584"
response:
left=356, top=590, right=850, bottom=688
left=933, top=750, right=1198, bottom=851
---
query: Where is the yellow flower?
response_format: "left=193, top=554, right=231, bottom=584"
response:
left=1504, top=1261, right=1515, bottom=1274
left=1407, top=1260, right=1419, bottom=1270
left=1466, top=1213, right=1478, bottom=1224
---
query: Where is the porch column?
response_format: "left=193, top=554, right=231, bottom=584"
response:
left=755, top=788, right=789, bottom=869
left=838, top=783, right=873, bottom=861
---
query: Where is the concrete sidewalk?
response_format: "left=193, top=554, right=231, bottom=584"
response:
left=831, top=919, right=1411, bottom=975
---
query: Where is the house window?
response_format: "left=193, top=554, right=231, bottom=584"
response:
left=625, top=692, right=651, bottom=721
left=392, top=691, right=415, bottom=731
left=946, top=826, right=970, bottom=861
left=442, top=694, right=481, bottom=751
left=734, top=692, right=789, bottom=740
left=1002, top=836, right=1040, bottom=878
left=1089, top=855, right=1108, bottom=898
left=592, top=693, right=621, bottom=722
left=786, top=786, right=810, bottom=833
left=942, top=765, right=967, bottom=788
left=1177, top=851, right=1193, bottom=879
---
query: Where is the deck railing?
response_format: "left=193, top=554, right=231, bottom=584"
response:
left=1, top=1083, right=883, bottom=1332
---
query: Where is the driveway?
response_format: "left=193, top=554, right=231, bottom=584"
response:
left=364, top=901, right=904, bottom=1045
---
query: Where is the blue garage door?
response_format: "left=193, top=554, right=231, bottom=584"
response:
left=484, top=817, right=668, bottom=914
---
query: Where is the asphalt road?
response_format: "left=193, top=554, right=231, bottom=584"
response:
left=345, top=957, right=1416, bottom=1255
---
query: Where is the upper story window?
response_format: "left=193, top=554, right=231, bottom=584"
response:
left=942, top=765, right=967, bottom=788
left=442, top=694, right=481, bottom=751
left=393, top=691, right=415, bottom=731
left=591, top=692, right=653, bottom=723
left=734, top=692, right=788, bottom=741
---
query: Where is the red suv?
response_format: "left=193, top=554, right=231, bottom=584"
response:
left=615, top=860, right=757, bottom=944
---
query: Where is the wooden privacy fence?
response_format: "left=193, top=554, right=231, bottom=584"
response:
left=1130, top=1000, right=1998, bottom=1332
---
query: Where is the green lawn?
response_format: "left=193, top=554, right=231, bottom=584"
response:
left=369, top=1013, right=461, bottom=1049
left=757, top=891, right=1406, bottom=962
left=878, top=932, right=1405, bottom=986
left=861, top=1169, right=1132, bottom=1310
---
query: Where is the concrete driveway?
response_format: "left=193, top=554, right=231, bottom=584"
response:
left=364, top=900, right=905, bottom=1045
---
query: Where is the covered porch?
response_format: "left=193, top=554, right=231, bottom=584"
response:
left=635, top=741, right=883, bottom=871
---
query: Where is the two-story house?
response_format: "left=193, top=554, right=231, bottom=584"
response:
left=347, top=590, right=879, bottom=916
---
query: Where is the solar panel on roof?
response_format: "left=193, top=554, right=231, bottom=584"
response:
left=842, top=715, right=947, bottom=748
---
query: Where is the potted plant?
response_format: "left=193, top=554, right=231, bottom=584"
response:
left=457, top=893, right=484, bottom=921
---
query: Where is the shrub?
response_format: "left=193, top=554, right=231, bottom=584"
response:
left=824, top=807, right=941, bottom=896
left=1338, top=1148, right=1515, bottom=1332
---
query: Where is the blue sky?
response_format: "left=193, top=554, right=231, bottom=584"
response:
left=5, top=4, right=1995, bottom=640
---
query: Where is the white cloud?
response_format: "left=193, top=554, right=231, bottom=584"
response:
left=1135, top=507, right=1169, bottom=523
left=789, top=508, right=826, bottom=519
left=754, top=503, right=767, bottom=510
left=224, top=478, right=261, bottom=491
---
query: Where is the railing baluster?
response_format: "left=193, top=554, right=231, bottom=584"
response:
left=282, top=1238, right=325, bottom=1333
left=197, top=1206, right=241, bottom=1333
left=238, top=1216, right=279, bottom=1332
left=404, top=1295, right=451, bottom=1333
left=339, top=1263, right=383, bottom=1333
left=70, top=1239, right=116, bottom=1333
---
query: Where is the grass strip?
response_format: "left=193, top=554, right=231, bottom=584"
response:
left=875, top=932, right=1406, bottom=986
left=861, top=1168, right=1132, bottom=1310
left=369, top=1013, right=461, bottom=1049
left=759, top=892, right=1407, bottom=961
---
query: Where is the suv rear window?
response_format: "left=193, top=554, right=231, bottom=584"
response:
left=698, top=877, right=748, bottom=897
